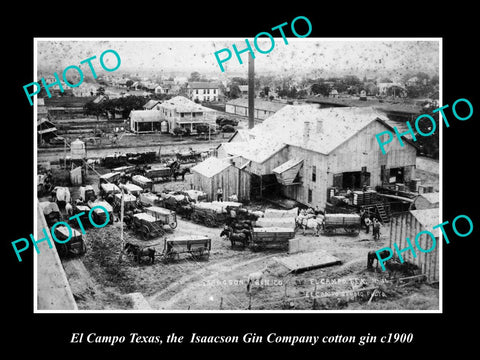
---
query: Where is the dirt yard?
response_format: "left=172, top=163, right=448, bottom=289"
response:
left=64, top=212, right=438, bottom=311
left=54, top=156, right=440, bottom=311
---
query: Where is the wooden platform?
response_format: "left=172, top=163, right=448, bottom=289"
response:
left=273, top=250, right=341, bottom=273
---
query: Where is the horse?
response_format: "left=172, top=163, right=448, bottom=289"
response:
left=124, top=243, right=155, bottom=264
left=246, top=266, right=269, bottom=293
left=367, top=249, right=391, bottom=270
left=172, top=167, right=191, bottom=181
left=296, top=215, right=322, bottom=236
left=220, top=226, right=250, bottom=248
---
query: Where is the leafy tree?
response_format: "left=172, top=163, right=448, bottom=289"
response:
left=126, top=80, right=133, bottom=87
left=96, top=86, right=106, bottom=96
left=311, top=83, right=330, bottom=96
left=229, top=85, right=241, bottom=99
left=189, top=72, right=201, bottom=82
left=231, top=77, right=248, bottom=85
left=288, top=86, right=298, bottom=98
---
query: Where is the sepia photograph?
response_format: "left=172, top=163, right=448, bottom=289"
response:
left=34, top=38, right=441, bottom=312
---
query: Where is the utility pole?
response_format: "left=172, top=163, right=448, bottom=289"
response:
left=118, top=189, right=125, bottom=262
left=248, top=53, right=255, bottom=130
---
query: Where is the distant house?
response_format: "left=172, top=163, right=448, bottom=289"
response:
left=238, top=85, right=249, bottom=97
left=187, top=82, right=219, bottom=102
left=329, top=89, right=339, bottom=98
left=37, top=118, right=57, bottom=144
left=157, top=96, right=216, bottom=134
left=225, top=98, right=287, bottom=121
left=129, top=110, right=164, bottom=133
left=143, top=99, right=161, bottom=110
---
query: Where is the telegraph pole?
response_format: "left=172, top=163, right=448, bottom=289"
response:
left=248, top=53, right=255, bottom=129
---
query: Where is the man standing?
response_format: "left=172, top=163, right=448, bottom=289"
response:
left=364, top=215, right=372, bottom=234
left=216, top=187, right=223, bottom=202
left=373, top=218, right=381, bottom=240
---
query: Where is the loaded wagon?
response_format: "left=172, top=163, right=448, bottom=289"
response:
left=132, top=175, right=153, bottom=191
left=53, top=225, right=87, bottom=258
left=129, top=212, right=166, bottom=240
left=124, top=235, right=211, bottom=264
left=89, top=201, right=115, bottom=225
left=39, top=201, right=61, bottom=227
left=99, top=171, right=122, bottom=185
left=71, top=204, right=92, bottom=229
left=144, top=206, right=177, bottom=230
left=112, top=193, right=137, bottom=213
left=139, top=192, right=164, bottom=207
left=175, top=149, right=202, bottom=163
left=144, top=166, right=173, bottom=182
left=99, top=183, right=121, bottom=204
left=190, top=202, right=226, bottom=227
left=162, top=235, right=211, bottom=262
left=250, top=227, right=295, bottom=251
left=52, top=186, right=71, bottom=209
left=322, top=213, right=361, bottom=236
left=119, top=183, right=143, bottom=197
left=79, top=185, right=96, bottom=202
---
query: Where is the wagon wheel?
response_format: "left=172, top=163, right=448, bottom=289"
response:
left=323, top=226, right=335, bottom=235
left=191, top=213, right=200, bottom=223
left=169, top=219, right=178, bottom=229
left=204, top=216, right=216, bottom=227
left=345, top=225, right=359, bottom=236
left=140, top=226, right=150, bottom=241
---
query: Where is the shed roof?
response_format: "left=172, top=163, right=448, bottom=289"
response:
left=130, top=110, right=164, bottom=123
left=226, top=98, right=287, bottom=112
left=143, top=99, right=161, bottom=109
left=188, top=82, right=219, bottom=89
left=191, top=156, right=231, bottom=178
left=417, top=192, right=439, bottom=205
left=410, top=208, right=441, bottom=237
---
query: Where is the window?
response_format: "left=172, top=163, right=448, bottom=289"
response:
left=308, top=189, right=313, bottom=203
left=196, top=89, right=198, bottom=94
left=312, top=165, right=316, bottom=182
left=180, top=113, right=184, bottom=118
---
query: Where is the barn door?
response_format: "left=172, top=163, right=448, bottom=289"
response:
left=333, top=173, right=343, bottom=189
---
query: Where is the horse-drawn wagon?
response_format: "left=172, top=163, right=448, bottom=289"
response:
left=119, top=183, right=143, bottom=197
left=131, top=175, right=153, bottom=191
left=39, top=201, right=61, bottom=227
left=124, top=235, right=211, bottom=264
left=175, top=149, right=202, bottom=163
left=322, top=213, right=361, bottom=235
left=112, top=193, right=137, bottom=213
left=144, top=206, right=177, bottom=230
left=128, top=212, right=166, bottom=240
left=53, top=225, right=87, bottom=258
left=144, top=166, right=173, bottom=182
left=162, top=235, right=211, bottom=262
left=250, top=227, right=295, bottom=251
left=79, top=185, right=96, bottom=202
left=139, top=192, right=164, bottom=207
left=89, top=200, right=115, bottom=225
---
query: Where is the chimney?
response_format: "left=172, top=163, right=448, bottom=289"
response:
left=316, top=119, right=323, bottom=134
left=303, top=121, right=311, bottom=144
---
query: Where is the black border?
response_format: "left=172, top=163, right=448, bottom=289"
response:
left=5, top=6, right=478, bottom=355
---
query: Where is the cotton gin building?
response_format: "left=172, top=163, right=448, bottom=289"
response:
left=216, top=104, right=417, bottom=208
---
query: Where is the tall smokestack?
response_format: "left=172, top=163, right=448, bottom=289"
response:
left=248, top=53, right=255, bottom=129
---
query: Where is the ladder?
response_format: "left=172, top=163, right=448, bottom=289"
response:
left=375, top=203, right=390, bottom=223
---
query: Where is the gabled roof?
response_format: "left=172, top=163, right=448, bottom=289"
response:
left=221, top=138, right=287, bottom=164
left=248, top=105, right=395, bottom=155
left=191, top=156, right=231, bottom=178
left=143, top=99, right=160, bottom=110
left=188, top=82, right=219, bottom=89
left=160, top=96, right=214, bottom=113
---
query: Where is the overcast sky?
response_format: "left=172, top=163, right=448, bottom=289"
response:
left=36, top=38, right=440, bottom=79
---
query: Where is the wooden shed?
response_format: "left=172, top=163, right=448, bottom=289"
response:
left=412, top=192, right=439, bottom=210
left=389, top=209, right=440, bottom=283
left=191, top=157, right=250, bottom=202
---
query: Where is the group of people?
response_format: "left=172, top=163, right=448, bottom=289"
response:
left=360, top=209, right=382, bottom=240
